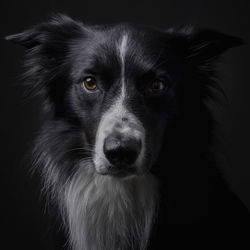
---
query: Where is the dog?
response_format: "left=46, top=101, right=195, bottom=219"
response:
left=6, top=14, right=250, bottom=250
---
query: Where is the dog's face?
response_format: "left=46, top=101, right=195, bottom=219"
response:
left=7, top=15, right=242, bottom=178
left=68, top=27, right=181, bottom=177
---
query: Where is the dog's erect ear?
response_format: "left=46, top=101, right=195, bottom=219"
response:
left=5, top=14, right=84, bottom=49
left=167, top=27, right=243, bottom=64
left=5, top=14, right=86, bottom=106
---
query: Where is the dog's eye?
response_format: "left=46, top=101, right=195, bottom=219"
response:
left=82, top=77, right=97, bottom=91
left=149, top=80, right=166, bottom=93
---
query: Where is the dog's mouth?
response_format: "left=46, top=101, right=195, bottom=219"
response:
left=96, top=164, right=139, bottom=178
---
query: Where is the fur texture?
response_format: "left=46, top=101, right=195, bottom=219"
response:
left=64, top=162, right=158, bottom=250
left=6, top=14, right=250, bottom=250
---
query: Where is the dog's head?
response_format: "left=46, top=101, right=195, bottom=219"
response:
left=6, top=14, right=242, bottom=178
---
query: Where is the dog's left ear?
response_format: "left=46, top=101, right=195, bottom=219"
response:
left=167, top=27, right=243, bottom=64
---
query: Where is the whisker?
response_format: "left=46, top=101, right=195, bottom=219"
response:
left=62, top=147, right=95, bottom=155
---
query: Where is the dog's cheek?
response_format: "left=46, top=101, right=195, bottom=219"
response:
left=150, top=117, right=167, bottom=165
left=66, top=86, right=102, bottom=145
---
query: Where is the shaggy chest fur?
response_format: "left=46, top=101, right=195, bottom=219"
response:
left=62, top=162, right=158, bottom=250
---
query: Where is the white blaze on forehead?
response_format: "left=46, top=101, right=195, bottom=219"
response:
left=93, top=33, right=145, bottom=172
left=115, top=33, right=128, bottom=113
left=116, top=33, right=128, bottom=107
left=119, top=34, right=128, bottom=82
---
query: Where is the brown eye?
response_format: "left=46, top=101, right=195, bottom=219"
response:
left=83, top=77, right=97, bottom=91
left=150, top=80, right=166, bottom=93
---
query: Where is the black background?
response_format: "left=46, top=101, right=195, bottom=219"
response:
left=1, top=0, right=250, bottom=249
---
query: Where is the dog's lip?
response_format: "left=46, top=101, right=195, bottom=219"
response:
left=97, top=165, right=137, bottom=178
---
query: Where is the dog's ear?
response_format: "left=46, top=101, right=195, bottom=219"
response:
left=5, top=14, right=84, bottom=49
left=5, top=14, right=86, bottom=104
left=167, top=26, right=243, bottom=64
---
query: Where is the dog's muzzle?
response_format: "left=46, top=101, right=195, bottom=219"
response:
left=93, top=93, right=145, bottom=177
left=93, top=113, right=145, bottom=177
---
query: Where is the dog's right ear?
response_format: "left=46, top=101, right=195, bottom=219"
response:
left=6, top=26, right=43, bottom=49
left=5, top=14, right=87, bottom=102
left=5, top=13, right=85, bottom=49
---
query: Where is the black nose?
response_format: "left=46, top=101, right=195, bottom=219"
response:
left=103, top=134, right=141, bottom=167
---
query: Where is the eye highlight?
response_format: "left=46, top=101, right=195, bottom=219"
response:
left=82, top=76, right=97, bottom=91
left=149, top=80, right=167, bottom=93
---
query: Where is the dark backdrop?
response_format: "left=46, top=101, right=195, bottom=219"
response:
left=1, top=1, right=249, bottom=249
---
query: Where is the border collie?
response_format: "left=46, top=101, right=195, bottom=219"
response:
left=6, top=14, right=250, bottom=250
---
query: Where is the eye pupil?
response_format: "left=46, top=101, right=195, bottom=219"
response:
left=150, top=80, right=166, bottom=92
left=83, top=77, right=97, bottom=91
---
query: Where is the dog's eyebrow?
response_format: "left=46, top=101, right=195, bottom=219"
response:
left=146, top=47, right=170, bottom=70
left=126, top=41, right=170, bottom=74
left=82, top=67, right=98, bottom=75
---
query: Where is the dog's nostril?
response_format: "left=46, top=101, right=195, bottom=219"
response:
left=103, top=135, right=141, bottom=166
left=121, top=117, right=128, bottom=122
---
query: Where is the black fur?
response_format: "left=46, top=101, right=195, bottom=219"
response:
left=6, top=14, right=250, bottom=249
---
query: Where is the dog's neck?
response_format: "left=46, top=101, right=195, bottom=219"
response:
left=61, top=161, right=158, bottom=250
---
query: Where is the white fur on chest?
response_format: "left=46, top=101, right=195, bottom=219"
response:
left=61, top=161, right=158, bottom=250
